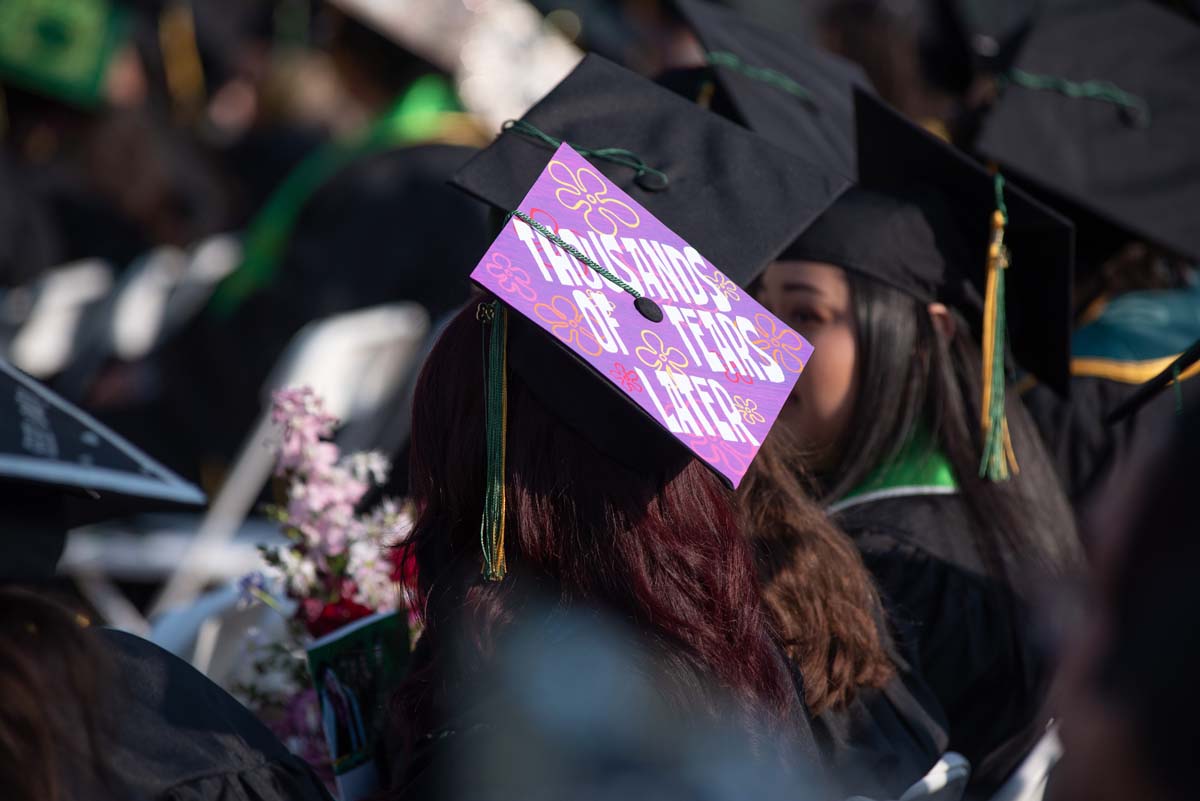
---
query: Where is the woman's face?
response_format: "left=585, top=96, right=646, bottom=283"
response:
left=756, top=261, right=858, bottom=471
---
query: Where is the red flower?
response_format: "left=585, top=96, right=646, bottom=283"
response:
left=301, top=596, right=374, bottom=638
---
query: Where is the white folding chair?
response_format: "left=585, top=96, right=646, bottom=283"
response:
left=147, top=301, right=430, bottom=618
left=156, top=233, right=241, bottom=345
left=987, top=726, right=1062, bottom=801
left=6, top=259, right=113, bottom=378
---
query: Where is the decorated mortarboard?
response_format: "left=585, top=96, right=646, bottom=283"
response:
left=789, top=89, right=1074, bottom=480
left=667, top=0, right=871, bottom=180
left=452, top=54, right=848, bottom=289
left=0, top=0, right=130, bottom=107
left=456, top=66, right=830, bottom=577
left=467, top=143, right=814, bottom=577
left=0, top=357, right=205, bottom=523
left=974, top=2, right=1200, bottom=265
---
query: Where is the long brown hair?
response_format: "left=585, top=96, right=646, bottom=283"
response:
left=825, top=272, right=1082, bottom=583
left=738, top=433, right=894, bottom=715
left=393, top=304, right=804, bottom=764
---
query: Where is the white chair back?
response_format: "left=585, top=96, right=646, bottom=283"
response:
left=7, top=259, right=113, bottom=377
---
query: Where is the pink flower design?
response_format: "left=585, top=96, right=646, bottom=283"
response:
left=635, top=330, right=689, bottom=376
left=685, top=435, right=756, bottom=483
left=732, top=396, right=765, bottom=425
left=750, top=313, right=808, bottom=374
left=709, top=269, right=741, bottom=302
left=485, top=252, right=537, bottom=302
left=724, top=362, right=755, bottom=385
left=533, top=295, right=603, bottom=356
left=609, top=362, right=643, bottom=393
left=547, top=159, right=640, bottom=236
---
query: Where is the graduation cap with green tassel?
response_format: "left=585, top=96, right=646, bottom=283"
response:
left=785, top=88, right=1075, bottom=480
left=452, top=55, right=849, bottom=579
left=0, top=0, right=131, bottom=107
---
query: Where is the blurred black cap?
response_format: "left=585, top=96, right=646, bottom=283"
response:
left=975, top=2, right=1200, bottom=264
left=669, top=0, right=872, bottom=180
left=789, top=89, right=1074, bottom=393
left=451, top=54, right=849, bottom=288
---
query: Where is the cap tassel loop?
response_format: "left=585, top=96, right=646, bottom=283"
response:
left=979, top=172, right=1019, bottom=482
left=504, top=120, right=669, bottom=191
left=478, top=300, right=509, bottom=581
left=1000, top=68, right=1150, bottom=128
left=705, top=51, right=816, bottom=107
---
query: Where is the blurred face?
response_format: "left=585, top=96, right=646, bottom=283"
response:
left=756, top=261, right=858, bottom=471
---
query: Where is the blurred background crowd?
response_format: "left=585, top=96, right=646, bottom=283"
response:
left=1, top=1, right=1199, bottom=801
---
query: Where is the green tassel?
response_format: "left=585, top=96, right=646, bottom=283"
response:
left=478, top=300, right=509, bottom=581
left=978, top=174, right=1017, bottom=482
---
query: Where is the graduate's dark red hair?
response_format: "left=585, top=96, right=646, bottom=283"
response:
left=392, top=302, right=801, bottom=760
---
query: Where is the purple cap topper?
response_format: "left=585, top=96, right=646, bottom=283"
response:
left=469, top=143, right=813, bottom=488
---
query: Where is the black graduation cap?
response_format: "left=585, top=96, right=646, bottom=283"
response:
left=974, top=2, right=1200, bottom=265
left=667, top=0, right=872, bottom=180
left=450, top=53, right=849, bottom=289
left=789, top=88, right=1074, bottom=395
left=917, top=0, right=1041, bottom=93
left=1, top=358, right=205, bottom=579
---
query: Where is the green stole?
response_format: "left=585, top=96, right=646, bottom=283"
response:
left=208, top=74, right=459, bottom=316
left=827, top=434, right=958, bottom=515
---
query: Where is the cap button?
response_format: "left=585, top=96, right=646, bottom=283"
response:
left=635, top=296, right=664, bottom=322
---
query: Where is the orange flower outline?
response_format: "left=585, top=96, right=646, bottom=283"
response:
left=709, top=269, right=741, bottom=302
left=732, top=396, right=765, bottom=425
left=547, top=159, right=640, bottom=237
left=533, top=295, right=602, bottom=356
left=750, top=313, right=808, bottom=374
left=635, top=330, right=689, bottom=376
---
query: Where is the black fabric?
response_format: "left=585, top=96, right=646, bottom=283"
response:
left=782, top=187, right=956, bottom=304
left=76, top=629, right=334, bottom=801
left=506, top=309, right=691, bottom=478
left=791, top=90, right=1074, bottom=394
left=1022, top=371, right=1200, bottom=548
left=146, top=142, right=487, bottom=477
left=975, top=2, right=1200, bottom=263
left=835, top=493, right=1053, bottom=800
left=810, top=657, right=947, bottom=799
left=450, top=54, right=849, bottom=289
left=0, top=153, right=62, bottom=287
left=669, top=0, right=872, bottom=180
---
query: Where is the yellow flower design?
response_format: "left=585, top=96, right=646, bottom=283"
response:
left=534, top=295, right=602, bottom=356
left=732, top=396, right=765, bottom=425
left=710, top=269, right=741, bottom=302
left=548, top=159, right=640, bottom=237
left=635, top=330, right=689, bottom=376
left=750, top=313, right=808, bottom=374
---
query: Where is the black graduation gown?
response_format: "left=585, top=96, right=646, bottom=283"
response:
left=1024, top=373, right=1200, bottom=541
left=810, top=652, right=948, bottom=799
left=66, top=628, right=332, bottom=801
left=834, top=493, right=1052, bottom=800
left=136, top=142, right=490, bottom=480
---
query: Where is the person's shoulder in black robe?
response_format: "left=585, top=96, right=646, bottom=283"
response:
left=85, top=628, right=333, bottom=801
left=809, top=645, right=948, bottom=799
left=835, top=493, right=1052, bottom=800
